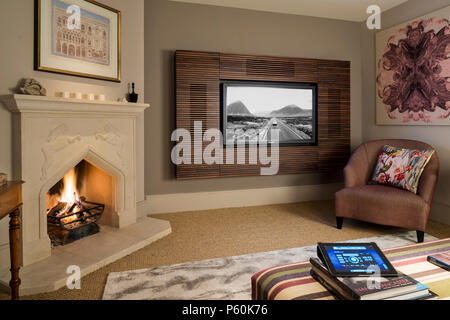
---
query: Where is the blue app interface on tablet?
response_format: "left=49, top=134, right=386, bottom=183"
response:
left=325, top=244, right=389, bottom=274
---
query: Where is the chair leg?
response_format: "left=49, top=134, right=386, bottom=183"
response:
left=336, top=217, right=344, bottom=230
left=416, top=231, right=424, bottom=243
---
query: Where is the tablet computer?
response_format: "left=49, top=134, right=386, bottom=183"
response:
left=317, top=242, right=398, bottom=277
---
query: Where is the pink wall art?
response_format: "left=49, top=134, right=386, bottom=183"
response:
left=376, top=6, right=450, bottom=125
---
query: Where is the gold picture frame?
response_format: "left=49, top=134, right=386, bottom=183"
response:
left=35, top=0, right=121, bottom=82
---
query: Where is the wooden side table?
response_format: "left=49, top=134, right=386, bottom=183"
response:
left=0, top=181, right=24, bottom=300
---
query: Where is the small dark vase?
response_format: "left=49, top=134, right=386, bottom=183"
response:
left=128, top=83, right=139, bottom=103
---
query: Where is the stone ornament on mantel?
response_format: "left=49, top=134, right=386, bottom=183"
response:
left=19, top=78, right=46, bottom=96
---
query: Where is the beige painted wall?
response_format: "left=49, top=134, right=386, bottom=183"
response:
left=0, top=0, right=145, bottom=269
left=361, top=0, right=450, bottom=225
left=0, top=0, right=446, bottom=270
left=144, top=0, right=364, bottom=195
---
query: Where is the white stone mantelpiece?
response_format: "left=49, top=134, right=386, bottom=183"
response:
left=0, top=95, right=151, bottom=267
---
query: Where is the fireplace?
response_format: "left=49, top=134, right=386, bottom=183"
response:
left=0, top=94, right=172, bottom=295
left=1, top=94, right=154, bottom=266
left=46, top=161, right=109, bottom=246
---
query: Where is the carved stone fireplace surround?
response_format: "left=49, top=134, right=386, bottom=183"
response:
left=0, top=95, right=171, bottom=295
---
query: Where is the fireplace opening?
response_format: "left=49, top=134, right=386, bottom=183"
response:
left=46, top=160, right=115, bottom=246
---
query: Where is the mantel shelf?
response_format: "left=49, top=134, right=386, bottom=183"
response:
left=0, top=94, right=150, bottom=115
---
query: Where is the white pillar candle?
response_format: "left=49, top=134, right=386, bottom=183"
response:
left=88, top=93, right=95, bottom=101
left=62, top=92, right=70, bottom=99
left=75, top=92, right=83, bottom=99
left=96, top=94, right=106, bottom=101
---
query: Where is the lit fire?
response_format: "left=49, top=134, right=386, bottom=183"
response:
left=46, top=163, right=105, bottom=243
left=55, top=167, right=83, bottom=223
left=60, top=168, right=80, bottom=204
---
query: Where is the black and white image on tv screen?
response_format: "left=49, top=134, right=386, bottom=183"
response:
left=226, top=86, right=314, bottom=144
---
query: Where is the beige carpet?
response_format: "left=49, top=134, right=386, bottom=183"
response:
left=1, top=200, right=449, bottom=300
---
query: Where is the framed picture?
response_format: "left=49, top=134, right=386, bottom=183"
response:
left=376, top=6, right=450, bottom=125
left=221, top=80, right=317, bottom=146
left=35, top=0, right=121, bottom=82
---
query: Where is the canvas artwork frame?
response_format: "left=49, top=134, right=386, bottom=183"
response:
left=376, top=6, right=450, bottom=125
left=35, top=0, right=121, bottom=82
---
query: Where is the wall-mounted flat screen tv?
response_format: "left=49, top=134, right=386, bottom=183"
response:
left=221, top=80, right=318, bottom=146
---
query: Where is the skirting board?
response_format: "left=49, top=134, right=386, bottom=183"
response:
left=137, top=185, right=449, bottom=226
left=137, top=183, right=344, bottom=215
left=430, top=201, right=450, bottom=226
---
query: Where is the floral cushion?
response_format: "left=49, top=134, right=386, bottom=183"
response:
left=370, top=145, right=435, bottom=194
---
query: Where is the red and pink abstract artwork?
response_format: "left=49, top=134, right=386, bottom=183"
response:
left=376, top=8, right=450, bottom=125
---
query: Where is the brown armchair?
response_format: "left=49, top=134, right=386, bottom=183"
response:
left=335, top=139, right=440, bottom=243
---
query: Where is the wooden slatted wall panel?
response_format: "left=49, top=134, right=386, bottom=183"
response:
left=175, top=51, right=221, bottom=179
left=317, top=60, right=351, bottom=172
left=175, top=50, right=350, bottom=179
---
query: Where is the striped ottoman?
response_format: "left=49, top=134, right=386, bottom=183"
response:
left=251, top=238, right=450, bottom=300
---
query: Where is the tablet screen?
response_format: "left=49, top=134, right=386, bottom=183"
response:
left=323, top=244, right=391, bottom=274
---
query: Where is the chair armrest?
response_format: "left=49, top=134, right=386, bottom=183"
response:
left=343, top=144, right=373, bottom=188
left=344, top=163, right=367, bottom=188
left=417, top=154, right=440, bottom=204
left=418, top=172, right=438, bottom=204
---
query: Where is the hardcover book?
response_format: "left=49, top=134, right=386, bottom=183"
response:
left=310, top=258, right=429, bottom=300
left=427, top=251, right=450, bottom=271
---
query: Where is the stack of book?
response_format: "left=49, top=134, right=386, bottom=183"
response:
left=310, top=258, right=438, bottom=300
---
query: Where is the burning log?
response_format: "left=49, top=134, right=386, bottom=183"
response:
left=47, top=202, right=68, bottom=217
left=47, top=197, right=105, bottom=246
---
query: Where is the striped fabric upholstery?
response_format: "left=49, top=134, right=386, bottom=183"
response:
left=251, top=238, right=450, bottom=300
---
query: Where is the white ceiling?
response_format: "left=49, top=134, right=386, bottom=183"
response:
left=169, top=0, right=408, bottom=22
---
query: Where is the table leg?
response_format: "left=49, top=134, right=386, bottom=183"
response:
left=9, top=207, right=21, bottom=300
